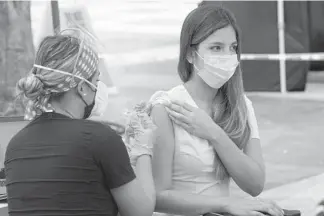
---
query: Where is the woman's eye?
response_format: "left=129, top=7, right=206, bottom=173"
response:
left=211, top=46, right=222, bottom=51
left=231, top=45, right=238, bottom=52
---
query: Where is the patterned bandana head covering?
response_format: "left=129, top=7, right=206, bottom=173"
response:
left=24, top=28, right=100, bottom=120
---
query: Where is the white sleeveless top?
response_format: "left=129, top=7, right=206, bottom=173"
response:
left=149, top=85, right=259, bottom=216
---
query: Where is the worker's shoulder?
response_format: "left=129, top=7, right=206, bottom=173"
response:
left=78, top=119, right=118, bottom=137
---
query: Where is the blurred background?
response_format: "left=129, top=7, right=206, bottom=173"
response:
left=0, top=0, right=323, bottom=215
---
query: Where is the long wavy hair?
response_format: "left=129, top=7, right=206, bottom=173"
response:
left=178, top=3, right=251, bottom=150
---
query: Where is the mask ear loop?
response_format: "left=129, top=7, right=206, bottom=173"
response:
left=192, top=51, right=204, bottom=75
left=195, top=51, right=204, bottom=61
left=191, top=47, right=204, bottom=74
left=33, top=64, right=97, bottom=90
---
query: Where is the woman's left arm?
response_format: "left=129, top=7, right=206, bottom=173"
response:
left=209, top=96, right=265, bottom=196
left=165, top=97, right=265, bottom=197
left=210, top=130, right=265, bottom=197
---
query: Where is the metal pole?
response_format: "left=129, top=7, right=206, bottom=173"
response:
left=278, top=0, right=287, bottom=93
left=51, top=0, right=60, bottom=33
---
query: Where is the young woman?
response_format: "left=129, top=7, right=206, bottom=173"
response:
left=5, top=31, right=155, bottom=216
left=148, top=3, right=284, bottom=216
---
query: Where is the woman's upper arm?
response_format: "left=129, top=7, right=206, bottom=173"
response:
left=150, top=104, right=175, bottom=192
left=243, top=96, right=265, bottom=170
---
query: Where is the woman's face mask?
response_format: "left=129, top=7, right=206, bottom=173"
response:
left=194, top=52, right=239, bottom=89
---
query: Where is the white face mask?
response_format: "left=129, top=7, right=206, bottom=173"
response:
left=90, top=81, right=109, bottom=118
left=194, top=52, right=239, bottom=88
left=33, top=64, right=109, bottom=118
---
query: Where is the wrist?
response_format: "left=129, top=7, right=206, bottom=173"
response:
left=131, top=152, right=152, bottom=164
left=134, top=155, right=152, bottom=174
left=209, top=124, right=225, bottom=144
left=136, top=154, right=152, bottom=162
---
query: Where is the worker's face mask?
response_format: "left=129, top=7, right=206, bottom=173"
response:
left=83, top=80, right=110, bottom=119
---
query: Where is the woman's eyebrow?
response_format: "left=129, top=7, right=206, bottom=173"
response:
left=208, top=41, right=237, bottom=45
left=209, top=42, right=224, bottom=45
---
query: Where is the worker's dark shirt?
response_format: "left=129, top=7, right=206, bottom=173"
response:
left=5, top=112, right=135, bottom=216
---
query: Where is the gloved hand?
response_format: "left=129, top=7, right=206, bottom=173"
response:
left=122, top=102, right=156, bottom=169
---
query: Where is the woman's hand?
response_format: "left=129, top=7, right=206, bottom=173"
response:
left=164, top=100, right=221, bottom=140
left=222, top=197, right=284, bottom=216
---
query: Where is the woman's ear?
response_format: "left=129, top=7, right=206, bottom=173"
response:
left=186, top=47, right=195, bottom=64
